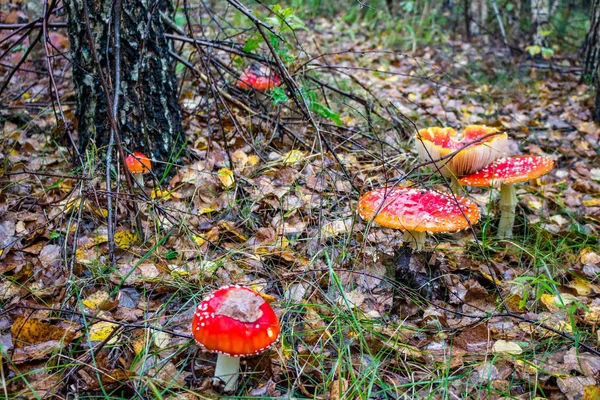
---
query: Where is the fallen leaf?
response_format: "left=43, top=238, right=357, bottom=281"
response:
left=218, top=167, right=235, bottom=188
left=492, top=340, right=523, bottom=355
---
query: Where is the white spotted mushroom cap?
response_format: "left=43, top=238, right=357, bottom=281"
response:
left=191, top=285, right=281, bottom=357
left=459, top=155, right=554, bottom=187
left=415, top=125, right=508, bottom=177
left=357, top=187, right=480, bottom=232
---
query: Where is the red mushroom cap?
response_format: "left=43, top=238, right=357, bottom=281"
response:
left=125, top=152, right=152, bottom=174
left=459, top=155, right=554, bottom=186
left=357, top=187, right=480, bottom=232
left=237, top=65, right=280, bottom=91
left=415, top=125, right=508, bottom=177
left=191, top=285, right=281, bottom=357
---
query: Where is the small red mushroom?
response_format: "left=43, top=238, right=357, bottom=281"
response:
left=191, top=285, right=281, bottom=392
left=415, top=125, right=508, bottom=188
left=459, top=155, right=554, bottom=238
left=125, top=152, right=152, bottom=187
left=237, top=64, right=281, bottom=92
left=357, top=187, right=480, bottom=251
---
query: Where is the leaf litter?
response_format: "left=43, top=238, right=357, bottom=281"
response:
left=1, top=5, right=600, bottom=400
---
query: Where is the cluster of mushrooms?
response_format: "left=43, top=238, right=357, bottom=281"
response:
left=358, top=125, right=554, bottom=247
left=120, top=125, right=552, bottom=393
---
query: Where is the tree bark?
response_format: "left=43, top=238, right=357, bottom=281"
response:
left=583, top=0, right=600, bottom=77
left=64, top=0, right=185, bottom=174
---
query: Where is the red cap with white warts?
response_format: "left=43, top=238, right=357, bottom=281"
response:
left=459, top=155, right=554, bottom=186
left=191, top=285, right=281, bottom=357
left=357, top=187, right=480, bottom=232
left=237, top=65, right=281, bottom=92
left=125, top=152, right=152, bottom=174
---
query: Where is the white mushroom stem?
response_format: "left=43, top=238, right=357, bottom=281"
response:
left=403, top=230, right=426, bottom=251
left=497, top=183, right=517, bottom=239
left=133, top=173, right=144, bottom=188
left=214, top=354, right=240, bottom=392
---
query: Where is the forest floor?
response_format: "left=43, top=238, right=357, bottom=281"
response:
left=1, top=6, right=600, bottom=400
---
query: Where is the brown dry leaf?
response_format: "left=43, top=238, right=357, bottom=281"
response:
left=11, top=340, right=63, bottom=363
left=11, top=316, right=79, bottom=347
left=302, top=306, right=329, bottom=345
left=217, top=220, right=247, bottom=241
left=320, top=219, right=352, bottom=239
left=329, top=378, right=349, bottom=400
left=580, top=301, right=600, bottom=326
left=557, top=377, right=596, bottom=400
left=580, top=248, right=600, bottom=266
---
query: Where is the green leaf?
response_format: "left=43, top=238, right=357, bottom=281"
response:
left=270, top=86, right=289, bottom=106
left=541, top=47, right=554, bottom=60
left=525, top=45, right=541, bottom=56
left=165, top=249, right=179, bottom=260
left=312, top=102, right=342, bottom=125
left=243, top=36, right=262, bottom=53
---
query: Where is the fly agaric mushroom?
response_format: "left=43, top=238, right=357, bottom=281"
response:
left=125, top=152, right=151, bottom=187
left=191, top=285, right=281, bottom=392
left=357, top=187, right=480, bottom=251
left=237, top=64, right=281, bottom=92
left=415, top=125, right=508, bottom=187
left=459, top=155, right=554, bottom=239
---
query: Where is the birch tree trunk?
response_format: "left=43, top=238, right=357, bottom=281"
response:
left=64, top=0, right=185, bottom=174
left=469, top=0, right=489, bottom=43
left=531, top=0, right=557, bottom=47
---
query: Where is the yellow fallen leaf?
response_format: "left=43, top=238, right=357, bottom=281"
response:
left=281, top=150, right=305, bottom=165
left=150, top=189, right=173, bottom=200
left=114, top=230, right=137, bottom=249
left=492, top=340, right=523, bottom=355
left=198, top=207, right=215, bottom=215
left=191, top=234, right=206, bottom=247
left=218, top=168, right=235, bottom=188
left=583, top=198, right=600, bottom=207
left=132, top=334, right=147, bottom=355
left=567, top=277, right=600, bottom=296
left=247, top=155, right=260, bottom=166
left=540, top=293, right=577, bottom=312
left=584, top=385, right=600, bottom=400
left=89, top=320, right=119, bottom=343
left=82, top=291, right=119, bottom=311
left=11, top=316, right=78, bottom=347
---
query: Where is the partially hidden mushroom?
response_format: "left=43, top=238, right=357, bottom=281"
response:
left=357, top=187, right=480, bottom=251
left=125, top=152, right=152, bottom=187
left=237, top=64, right=281, bottom=92
left=459, top=155, right=554, bottom=239
left=191, top=285, right=281, bottom=392
left=415, top=125, right=508, bottom=188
